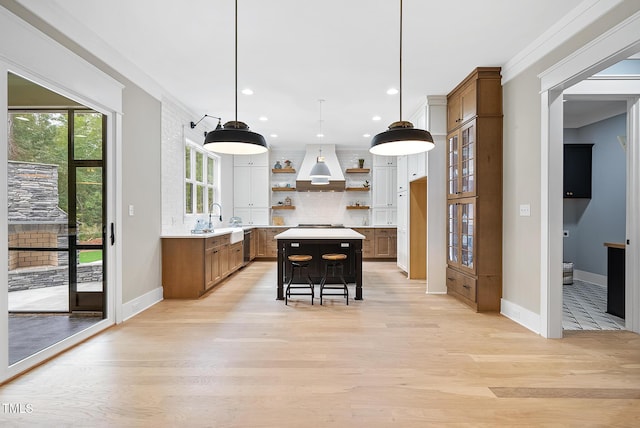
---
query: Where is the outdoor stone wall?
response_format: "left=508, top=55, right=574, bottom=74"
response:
left=8, top=161, right=68, bottom=270
left=8, top=161, right=67, bottom=221
left=8, top=262, right=103, bottom=292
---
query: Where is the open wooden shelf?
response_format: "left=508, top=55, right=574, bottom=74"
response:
left=346, top=187, right=370, bottom=191
left=272, top=168, right=296, bottom=173
left=272, top=205, right=295, bottom=210
left=345, top=168, right=370, bottom=173
left=271, top=187, right=296, bottom=191
left=346, top=206, right=370, bottom=210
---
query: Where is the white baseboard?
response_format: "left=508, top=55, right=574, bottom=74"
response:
left=121, top=286, right=163, bottom=322
left=573, top=269, right=607, bottom=287
left=500, top=298, right=541, bottom=335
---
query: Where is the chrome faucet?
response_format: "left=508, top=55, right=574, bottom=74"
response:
left=209, top=202, right=223, bottom=229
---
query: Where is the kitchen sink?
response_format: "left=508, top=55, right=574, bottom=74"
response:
left=229, top=228, right=244, bottom=244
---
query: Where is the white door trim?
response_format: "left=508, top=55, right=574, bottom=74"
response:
left=539, top=10, right=640, bottom=337
left=627, top=98, right=640, bottom=333
left=0, top=8, right=123, bottom=382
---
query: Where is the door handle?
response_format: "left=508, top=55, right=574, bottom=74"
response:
left=110, top=222, right=115, bottom=245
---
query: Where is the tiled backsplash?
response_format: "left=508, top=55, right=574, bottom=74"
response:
left=269, top=149, right=373, bottom=227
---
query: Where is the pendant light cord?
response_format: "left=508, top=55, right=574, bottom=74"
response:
left=318, top=98, right=324, bottom=136
left=235, top=0, right=238, bottom=124
left=399, top=0, right=403, bottom=121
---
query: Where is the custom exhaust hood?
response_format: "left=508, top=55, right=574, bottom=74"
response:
left=296, top=144, right=345, bottom=191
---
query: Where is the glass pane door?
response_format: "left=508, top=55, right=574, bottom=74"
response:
left=69, top=111, right=106, bottom=312
left=7, top=73, right=107, bottom=364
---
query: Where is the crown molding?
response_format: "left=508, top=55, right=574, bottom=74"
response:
left=502, top=0, right=623, bottom=84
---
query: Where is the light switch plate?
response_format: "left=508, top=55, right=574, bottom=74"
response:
left=128, top=204, right=135, bottom=216
left=519, top=204, right=531, bottom=217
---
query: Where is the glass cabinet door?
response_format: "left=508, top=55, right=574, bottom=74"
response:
left=447, top=133, right=459, bottom=198
left=447, top=201, right=458, bottom=265
left=447, top=121, right=476, bottom=199
left=460, top=200, right=474, bottom=271
left=447, top=198, right=476, bottom=273
left=459, top=121, right=476, bottom=197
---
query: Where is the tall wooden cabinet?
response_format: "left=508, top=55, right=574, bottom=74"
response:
left=446, top=67, right=503, bottom=312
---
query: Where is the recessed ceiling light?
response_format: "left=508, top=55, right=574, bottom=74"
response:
left=372, top=115, right=381, bottom=121
left=363, top=133, right=371, bottom=138
left=316, top=133, right=324, bottom=138
left=259, top=116, right=268, bottom=121
left=270, top=134, right=278, bottom=138
left=386, top=88, right=398, bottom=95
left=241, top=88, right=253, bottom=95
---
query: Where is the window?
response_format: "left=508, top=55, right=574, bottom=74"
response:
left=185, top=141, right=219, bottom=215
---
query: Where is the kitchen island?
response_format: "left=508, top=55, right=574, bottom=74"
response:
left=275, top=228, right=365, bottom=301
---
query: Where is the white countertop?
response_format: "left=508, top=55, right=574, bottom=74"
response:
left=275, top=228, right=365, bottom=240
left=161, top=227, right=244, bottom=239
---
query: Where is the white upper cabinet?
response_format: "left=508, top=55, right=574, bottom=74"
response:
left=234, top=165, right=269, bottom=208
left=373, top=155, right=397, bottom=167
left=407, top=152, right=427, bottom=181
left=372, top=167, right=397, bottom=208
left=233, top=152, right=269, bottom=167
left=397, top=155, right=408, bottom=193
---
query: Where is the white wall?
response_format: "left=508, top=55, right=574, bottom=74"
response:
left=160, top=99, right=234, bottom=235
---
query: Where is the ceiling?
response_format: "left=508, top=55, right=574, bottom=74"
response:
left=14, top=0, right=589, bottom=149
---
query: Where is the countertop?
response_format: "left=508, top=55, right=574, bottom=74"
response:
left=275, top=228, right=365, bottom=240
left=161, top=225, right=392, bottom=239
left=161, top=227, right=244, bottom=239
left=604, top=242, right=625, bottom=249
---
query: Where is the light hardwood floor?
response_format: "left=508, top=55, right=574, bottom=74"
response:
left=1, top=261, right=639, bottom=427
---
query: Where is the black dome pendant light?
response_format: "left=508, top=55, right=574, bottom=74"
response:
left=369, top=0, right=434, bottom=156
left=203, top=0, right=268, bottom=155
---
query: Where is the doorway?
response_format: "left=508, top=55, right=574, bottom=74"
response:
left=539, top=21, right=640, bottom=337
left=562, top=99, right=627, bottom=331
left=409, top=178, right=427, bottom=279
left=7, top=73, right=106, bottom=364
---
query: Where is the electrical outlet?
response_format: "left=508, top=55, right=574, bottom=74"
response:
left=519, top=204, right=531, bottom=217
left=128, top=204, right=135, bottom=216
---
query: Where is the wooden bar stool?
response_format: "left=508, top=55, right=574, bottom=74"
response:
left=285, top=254, right=314, bottom=305
left=319, top=253, right=348, bottom=305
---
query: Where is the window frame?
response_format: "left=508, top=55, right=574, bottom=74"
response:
left=185, top=140, right=220, bottom=216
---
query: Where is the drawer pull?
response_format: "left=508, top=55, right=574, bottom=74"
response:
left=463, top=284, right=471, bottom=289
left=447, top=277, right=455, bottom=281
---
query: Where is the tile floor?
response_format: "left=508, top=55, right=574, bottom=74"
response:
left=563, top=279, right=625, bottom=330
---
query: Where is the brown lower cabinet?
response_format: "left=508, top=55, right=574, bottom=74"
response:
left=255, top=227, right=288, bottom=259
left=249, top=230, right=257, bottom=260
left=253, top=227, right=396, bottom=260
left=162, top=234, right=244, bottom=299
left=348, top=227, right=397, bottom=259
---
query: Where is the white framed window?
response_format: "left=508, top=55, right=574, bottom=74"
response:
left=185, top=140, right=219, bottom=215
